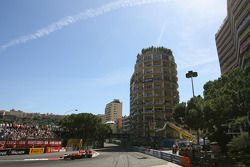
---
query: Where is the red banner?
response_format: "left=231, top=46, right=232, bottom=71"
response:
left=0, top=140, right=61, bottom=148
left=46, top=147, right=61, bottom=153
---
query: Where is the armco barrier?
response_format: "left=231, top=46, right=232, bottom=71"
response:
left=133, top=146, right=189, bottom=167
left=149, top=149, right=154, bottom=156
left=138, top=147, right=145, bottom=153
left=153, top=150, right=161, bottom=158
left=172, top=154, right=181, bottom=165
left=161, top=152, right=172, bottom=161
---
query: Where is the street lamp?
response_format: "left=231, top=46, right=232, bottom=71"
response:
left=186, top=70, right=198, bottom=97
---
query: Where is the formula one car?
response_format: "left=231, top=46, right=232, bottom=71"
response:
left=85, top=150, right=93, bottom=158
left=61, top=150, right=92, bottom=160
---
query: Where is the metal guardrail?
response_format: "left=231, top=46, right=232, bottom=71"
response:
left=161, top=152, right=172, bottom=161
left=133, top=146, right=234, bottom=166
left=133, top=146, right=183, bottom=166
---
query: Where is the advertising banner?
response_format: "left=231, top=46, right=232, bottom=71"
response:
left=49, top=141, right=61, bottom=147
left=17, top=140, right=26, bottom=147
left=51, top=147, right=60, bottom=152
left=59, top=147, right=66, bottom=152
left=29, top=148, right=44, bottom=155
left=9, top=149, right=29, bottom=155
left=5, top=140, right=16, bottom=147
left=0, top=140, right=61, bottom=148
left=0, top=149, right=9, bottom=156
left=46, top=147, right=61, bottom=153
left=46, top=147, right=51, bottom=153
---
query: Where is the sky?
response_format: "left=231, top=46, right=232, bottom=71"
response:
left=0, top=0, right=227, bottom=116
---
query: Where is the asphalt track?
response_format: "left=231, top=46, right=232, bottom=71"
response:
left=0, top=144, right=180, bottom=167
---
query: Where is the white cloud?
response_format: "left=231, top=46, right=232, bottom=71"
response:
left=0, top=0, right=169, bottom=52
left=156, top=22, right=167, bottom=46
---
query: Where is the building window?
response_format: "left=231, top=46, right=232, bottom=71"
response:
left=153, top=61, right=161, bottom=66
left=153, top=54, right=161, bottom=60
left=144, top=69, right=153, bottom=74
left=144, top=84, right=153, bottom=90
left=144, top=55, right=152, bottom=61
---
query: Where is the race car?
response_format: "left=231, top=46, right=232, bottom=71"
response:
left=85, top=150, right=92, bottom=158
left=60, top=153, right=72, bottom=160
left=61, top=149, right=93, bottom=160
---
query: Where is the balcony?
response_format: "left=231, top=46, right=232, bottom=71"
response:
left=144, top=102, right=154, bottom=106
left=143, top=78, right=153, bottom=83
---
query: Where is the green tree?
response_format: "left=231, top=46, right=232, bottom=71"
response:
left=60, top=113, right=111, bottom=147
left=172, top=102, right=186, bottom=124
left=185, top=95, right=204, bottom=144
left=227, top=133, right=250, bottom=166
left=203, top=68, right=250, bottom=150
left=95, top=123, right=112, bottom=147
left=204, top=68, right=250, bottom=119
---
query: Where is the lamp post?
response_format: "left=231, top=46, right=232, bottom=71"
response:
left=186, top=71, right=198, bottom=97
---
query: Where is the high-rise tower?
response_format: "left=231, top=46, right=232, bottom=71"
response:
left=105, top=99, right=123, bottom=132
left=130, top=46, right=179, bottom=138
left=215, top=0, right=249, bottom=74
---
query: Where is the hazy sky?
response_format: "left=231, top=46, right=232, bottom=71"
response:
left=0, top=0, right=227, bottom=116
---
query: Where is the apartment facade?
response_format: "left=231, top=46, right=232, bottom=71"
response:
left=105, top=99, right=122, bottom=132
left=122, top=116, right=130, bottom=134
left=215, top=0, right=250, bottom=74
left=130, top=47, right=179, bottom=138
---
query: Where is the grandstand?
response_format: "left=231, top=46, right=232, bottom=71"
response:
left=0, top=122, right=61, bottom=149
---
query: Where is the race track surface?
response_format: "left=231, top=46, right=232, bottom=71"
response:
left=0, top=144, right=180, bottom=167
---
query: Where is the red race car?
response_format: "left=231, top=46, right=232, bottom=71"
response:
left=61, top=149, right=94, bottom=160
left=73, top=150, right=86, bottom=159
left=85, top=150, right=93, bottom=158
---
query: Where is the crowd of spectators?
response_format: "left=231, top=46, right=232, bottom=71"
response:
left=0, top=123, right=59, bottom=140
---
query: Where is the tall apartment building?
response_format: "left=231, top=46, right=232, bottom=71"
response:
left=105, top=99, right=122, bottom=129
left=215, top=0, right=250, bottom=74
left=130, top=46, right=179, bottom=138
left=122, top=116, right=130, bottom=134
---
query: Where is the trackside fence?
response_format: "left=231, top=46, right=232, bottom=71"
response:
left=133, top=146, right=189, bottom=167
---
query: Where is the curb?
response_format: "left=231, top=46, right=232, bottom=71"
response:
left=24, top=158, right=60, bottom=161
left=7, top=151, right=100, bottom=161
